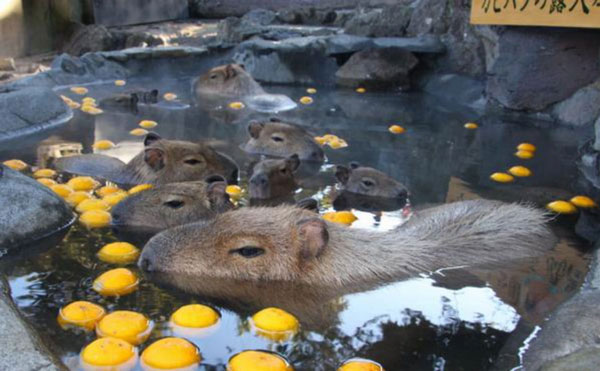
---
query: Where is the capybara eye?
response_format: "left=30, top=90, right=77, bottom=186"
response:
left=230, top=246, right=265, bottom=258
left=280, top=168, right=288, bottom=175
left=362, top=179, right=375, bottom=187
left=164, top=200, right=185, bottom=209
left=184, top=159, right=203, bottom=165
left=271, top=135, right=284, bottom=143
left=210, top=74, right=218, bottom=79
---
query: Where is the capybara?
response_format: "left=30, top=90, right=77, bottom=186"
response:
left=241, top=118, right=324, bottom=162
left=335, top=162, right=408, bottom=200
left=249, top=154, right=300, bottom=199
left=139, top=199, right=555, bottom=286
left=193, top=63, right=264, bottom=98
left=55, top=133, right=239, bottom=186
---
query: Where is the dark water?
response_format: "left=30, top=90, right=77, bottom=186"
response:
left=0, top=77, right=595, bottom=371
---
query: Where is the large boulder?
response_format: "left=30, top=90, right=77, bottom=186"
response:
left=486, top=28, right=600, bottom=111
left=595, top=117, right=600, bottom=152
left=0, top=166, right=74, bottom=250
left=335, top=48, right=419, bottom=90
left=343, top=5, right=413, bottom=37
left=0, top=88, right=70, bottom=141
left=552, top=81, right=600, bottom=127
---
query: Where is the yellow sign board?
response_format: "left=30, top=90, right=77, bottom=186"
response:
left=471, top=0, right=600, bottom=28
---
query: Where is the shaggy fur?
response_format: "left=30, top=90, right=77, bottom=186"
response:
left=140, top=200, right=555, bottom=287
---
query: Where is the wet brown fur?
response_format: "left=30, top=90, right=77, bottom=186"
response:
left=193, top=63, right=264, bottom=98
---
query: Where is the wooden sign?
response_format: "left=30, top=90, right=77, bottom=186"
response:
left=471, top=0, right=600, bottom=28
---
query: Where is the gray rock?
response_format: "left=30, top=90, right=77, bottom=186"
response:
left=0, top=276, right=66, bottom=370
left=336, top=48, right=419, bottom=90
left=595, top=116, right=600, bottom=152
left=325, top=34, right=373, bottom=54
left=523, top=290, right=600, bottom=371
left=406, top=0, right=449, bottom=36
left=372, top=35, right=445, bottom=53
left=242, top=9, right=278, bottom=25
left=486, top=28, right=600, bottom=111
left=0, top=166, right=74, bottom=251
left=276, top=7, right=344, bottom=26
left=0, top=88, right=71, bottom=141
left=92, top=0, right=188, bottom=27
left=63, top=24, right=119, bottom=56
left=420, top=73, right=485, bottom=110
left=217, top=17, right=263, bottom=44
left=553, top=82, right=600, bottom=127
left=344, top=5, right=413, bottom=37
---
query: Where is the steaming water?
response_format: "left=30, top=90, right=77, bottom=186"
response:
left=0, top=77, right=593, bottom=371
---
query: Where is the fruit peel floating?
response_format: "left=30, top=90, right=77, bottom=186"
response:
left=97, top=242, right=140, bottom=264
left=66, top=191, right=93, bottom=207
left=128, top=184, right=154, bottom=194
left=93, top=140, right=115, bottom=150
left=114, top=80, right=126, bottom=86
left=33, top=168, right=57, bottom=178
left=130, top=128, right=149, bottom=136
left=38, top=178, right=57, bottom=187
left=79, top=210, right=112, bottom=228
left=299, top=96, right=313, bottom=104
left=517, top=143, right=536, bottom=152
left=490, top=172, right=514, bottom=183
left=546, top=200, right=578, bottom=214
left=251, top=307, right=299, bottom=341
left=70, top=86, right=88, bottom=95
left=58, top=301, right=106, bottom=331
left=76, top=198, right=110, bottom=213
left=322, top=211, right=358, bottom=226
left=96, top=310, right=152, bottom=345
left=464, top=122, right=478, bottom=130
left=388, top=125, right=405, bottom=134
left=355, top=87, right=366, bottom=93
left=314, top=134, right=348, bottom=149
left=67, top=176, right=100, bottom=192
left=103, top=191, right=128, bottom=206
left=96, top=185, right=121, bottom=198
left=139, top=120, right=158, bottom=129
left=515, top=150, right=534, bottom=159
left=92, top=268, right=139, bottom=296
left=163, top=92, right=177, bottom=101
left=306, top=88, right=317, bottom=94
left=338, top=358, right=385, bottom=371
left=229, top=101, right=245, bottom=110
left=141, top=337, right=201, bottom=370
left=51, top=184, right=74, bottom=198
left=80, top=337, right=137, bottom=369
left=171, top=304, right=220, bottom=328
left=229, top=350, right=292, bottom=371
left=3, top=159, right=28, bottom=171
left=570, top=196, right=597, bottom=208
left=508, top=166, right=532, bottom=177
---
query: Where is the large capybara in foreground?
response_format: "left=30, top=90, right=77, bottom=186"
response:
left=139, top=199, right=555, bottom=286
left=241, top=119, right=324, bottom=162
left=111, top=178, right=233, bottom=233
left=55, top=133, right=239, bottom=186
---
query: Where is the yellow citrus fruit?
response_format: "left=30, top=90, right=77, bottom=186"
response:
left=67, top=100, right=81, bottom=109
left=92, top=268, right=138, bottom=296
left=97, top=310, right=151, bottom=345
left=58, top=301, right=105, bottom=331
left=103, top=191, right=128, bottom=206
left=306, top=88, right=317, bottom=94
left=115, top=80, right=126, bottom=86
left=3, top=159, right=28, bottom=171
left=96, top=185, right=121, bottom=198
left=229, top=101, right=245, bottom=110
left=50, top=184, right=74, bottom=198
left=163, top=93, right=177, bottom=101
left=79, top=210, right=112, bottom=228
left=93, top=140, right=115, bottom=150
left=388, top=125, right=405, bottom=134
left=37, top=178, right=57, bottom=187
left=338, top=359, right=384, bottom=371
left=517, top=143, right=536, bottom=152
left=33, top=168, right=57, bottom=178
left=76, top=198, right=109, bottom=213
left=82, top=97, right=96, bottom=105
left=252, top=307, right=299, bottom=333
left=226, top=185, right=243, bottom=199
left=355, top=87, right=366, bottom=93
left=141, top=337, right=200, bottom=370
left=70, top=86, right=88, bottom=95
left=328, top=138, right=348, bottom=149
left=80, top=337, right=136, bottom=368
left=81, top=105, right=103, bottom=115
left=65, top=191, right=93, bottom=207
left=128, top=184, right=154, bottom=194
left=229, top=350, right=291, bottom=371
left=322, top=211, right=358, bottom=226
left=139, top=120, right=158, bottom=129
left=515, top=150, right=534, bottom=159
left=508, top=166, right=532, bottom=177
left=464, top=122, right=478, bottom=130
left=97, top=242, right=140, bottom=264
left=67, top=176, right=99, bottom=192
left=490, top=172, right=514, bottom=183
left=130, top=128, right=149, bottom=136
left=171, top=304, right=220, bottom=328
left=314, top=136, right=328, bottom=146
left=299, top=96, right=313, bottom=104
left=546, top=200, right=578, bottom=214
left=569, top=196, right=597, bottom=209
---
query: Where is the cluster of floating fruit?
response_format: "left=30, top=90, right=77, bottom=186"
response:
left=314, top=134, right=348, bottom=149
left=490, top=143, right=536, bottom=184
left=547, top=196, right=597, bottom=214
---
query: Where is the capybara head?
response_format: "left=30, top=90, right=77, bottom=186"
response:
left=129, top=133, right=239, bottom=185
left=249, top=154, right=300, bottom=199
left=335, top=162, right=408, bottom=201
left=193, top=63, right=264, bottom=98
left=241, top=119, right=324, bottom=162
left=111, top=178, right=233, bottom=232
left=139, top=206, right=329, bottom=281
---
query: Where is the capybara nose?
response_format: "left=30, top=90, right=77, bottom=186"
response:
left=139, top=257, right=153, bottom=272
left=111, top=212, right=121, bottom=224
left=250, top=173, right=268, bottom=187
left=309, top=149, right=324, bottom=161
left=397, top=189, right=408, bottom=200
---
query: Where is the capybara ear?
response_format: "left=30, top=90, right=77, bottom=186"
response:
left=207, top=180, right=229, bottom=207
left=286, top=154, right=300, bottom=172
left=297, top=218, right=329, bottom=259
left=296, top=197, right=318, bottom=212
left=335, top=165, right=351, bottom=185
left=247, top=121, right=265, bottom=139
left=144, top=148, right=165, bottom=170
left=349, top=161, right=360, bottom=169
left=225, top=64, right=237, bottom=79
left=144, top=132, right=162, bottom=147
left=269, top=117, right=280, bottom=122
left=130, top=93, right=139, bottom=106
left=238, top=63, right=246, bottom=70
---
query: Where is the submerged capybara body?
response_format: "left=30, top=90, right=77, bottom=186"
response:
left=140, top=199, right=555, bottom=286
left=111, top=179, right=232, bottom=232
left=193, top=63, right=264, bottom=98
left=55, top=133, right=239, bottom=186
left=99, top=89, right=159, bottom=113
left=241, top=119, right=324, bottom=162
left=248, top=154, right=300, bottom=199
left=336, top=162, right=408, bottom=200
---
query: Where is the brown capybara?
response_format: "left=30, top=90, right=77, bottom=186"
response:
left=111, top=177, right=233, bottom=233
left=336, top=162, right=408, bottom=200
left=139, top=199, right=555, bottom=286
left=193, top=63, right=264, bottom=98
left=241, top=118, right=324, bottom=162
left=249, top=154, right=300, bottom=200
left=55, top=133, right=239, bottom=186
left=99, top=89, right=159, bottom=113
